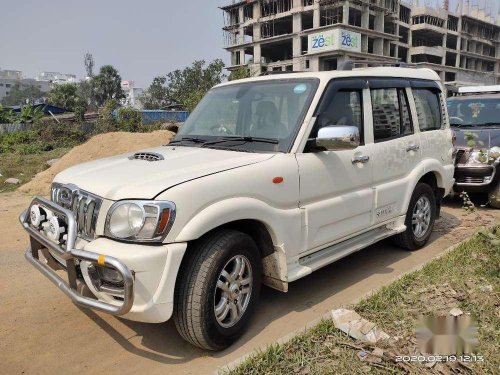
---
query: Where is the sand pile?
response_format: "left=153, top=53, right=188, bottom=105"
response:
left=20, top=130, right=174, bottom=196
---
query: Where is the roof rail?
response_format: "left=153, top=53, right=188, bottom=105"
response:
left=338, top=59, right=417, bottom=71
left=259, top=70, right=303, bottom=76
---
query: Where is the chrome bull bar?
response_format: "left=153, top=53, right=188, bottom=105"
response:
left=20, top=196, right=134, bottom=315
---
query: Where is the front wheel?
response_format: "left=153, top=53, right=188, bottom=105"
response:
left=393, top=183, right=436, bottom=250
left=173, top=230, right=261, bottom=350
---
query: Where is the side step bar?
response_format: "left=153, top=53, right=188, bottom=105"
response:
left=289, top=225, right=405, bottom=282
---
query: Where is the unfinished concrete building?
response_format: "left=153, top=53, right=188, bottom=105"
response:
left=221, top=0, right=500, bottom=86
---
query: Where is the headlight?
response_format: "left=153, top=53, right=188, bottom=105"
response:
left=468, top=150, right=488, bottom=164
left=489, top=146, right=500, bottom=160
left=105, top=200, right=175, bottom=242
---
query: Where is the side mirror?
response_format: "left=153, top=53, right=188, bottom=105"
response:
left=315, top=125, right=360, bottom=151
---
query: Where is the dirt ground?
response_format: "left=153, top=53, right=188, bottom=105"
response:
left=0, top=192, right=498, bottom=375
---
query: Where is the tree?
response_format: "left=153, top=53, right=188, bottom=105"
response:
left=1, top=83, right=45, bottom=106
left=140, top=76, right=170, bottom=110
left=164, top=59, right=226, bottom=112
left=46, top=83, right=79, bottom=111
left=92, top=65, right=125, bottom=107
left=0, top=104, right=15, bottom=123
left=15, top=104, right=44, bottom=124
left=228, top=66, right=250, bottom=81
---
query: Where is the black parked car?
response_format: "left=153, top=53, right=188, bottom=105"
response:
left=447, top=86, right=500, bottom=208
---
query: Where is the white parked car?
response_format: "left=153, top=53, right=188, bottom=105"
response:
left=20, top=66, right=455, bottom=350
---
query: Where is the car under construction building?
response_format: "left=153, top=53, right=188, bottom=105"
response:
left=221, top=0, right=500, bottom=86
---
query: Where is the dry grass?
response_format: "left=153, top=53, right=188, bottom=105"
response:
left=0, top=148, right=70, bottom=193
left=227, top=227, right=500, bottom=375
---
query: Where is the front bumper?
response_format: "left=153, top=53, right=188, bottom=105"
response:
left=454, top=162, right=499, bottom=193
left=20, top=196, right=186, bottom=323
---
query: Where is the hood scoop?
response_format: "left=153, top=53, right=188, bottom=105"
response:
left=130, top=152, right=164, bottom=162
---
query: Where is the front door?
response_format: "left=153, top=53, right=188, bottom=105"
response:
left=297, top=79, right=374, bottom=253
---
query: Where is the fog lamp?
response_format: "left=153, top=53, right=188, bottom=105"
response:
left=96, top=266, right=124, bottom=285
left=47, top=216, right=66, bottom=242
left=30, top=204, right=47, bottom=228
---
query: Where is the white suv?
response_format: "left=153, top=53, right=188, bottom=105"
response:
left=20, top=66, right=455, bottom=350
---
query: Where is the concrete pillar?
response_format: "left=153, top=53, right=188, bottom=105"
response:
left=375, top=11, right=384, bottom=32
left=253, top=1, right=260, bottom=19
left=238, top=6, right=244, bottom=24
left=361, top=5, right=369, bottom=29
left=310, top=56, right=320, bottom=71
left=442, top=34, right=447, bottom=65
left=254, top=43, right=262, bottom=64
left=374, top=39, right=384, bottom=55
left=293, top=13, right=301, bottom=33
left=293, top=35, right=301, bottom=61
left=342, top=1, right=350, bottom=25
left=292, top=0, right=302, bottom=9
left=313, top=5, right=320, bottom=28
left=253, top=23, right=261, bottom=42
left=361, top=35, right=368, bottom=53
left=240, top=49, right=245, bottom=65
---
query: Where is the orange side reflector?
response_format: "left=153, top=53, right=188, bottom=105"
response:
left=273, top=177, right=284, bottom=184
left=157, top=209, right=171, bottom=234
left=97, top=254, right=106, bottom=266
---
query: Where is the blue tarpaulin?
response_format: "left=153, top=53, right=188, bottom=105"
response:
left=113, top=110, right=189, bottom=124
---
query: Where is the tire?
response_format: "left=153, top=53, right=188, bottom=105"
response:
left=489, top=181, right=500, bottom=209
left=173, top=229, right=261, bottom=350
left=392, top=183, right=436, bottom=251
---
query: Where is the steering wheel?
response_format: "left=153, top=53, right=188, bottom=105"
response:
left=449, top=116, right=464, bottom=125
left=209, top=124, right=233, bottom=135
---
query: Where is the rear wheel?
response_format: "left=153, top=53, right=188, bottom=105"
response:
left=393, top=183, right=436, bottom=250
left=173, top=230, right=261, bottom=350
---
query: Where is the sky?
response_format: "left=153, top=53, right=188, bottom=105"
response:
left=1, top=1, right=498, bottom=88
left=0, top=0, right=230, bottom=88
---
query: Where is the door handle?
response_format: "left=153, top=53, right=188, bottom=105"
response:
left=406, top=144, right=420, bottom=152
left=352, top=155, right=370, bottom=164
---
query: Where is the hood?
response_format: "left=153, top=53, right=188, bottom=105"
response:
left=453, top=127, right=500, bottom=149
left=54, top=146, right=274, bottom=200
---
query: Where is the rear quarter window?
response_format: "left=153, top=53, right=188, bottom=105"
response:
left=412, top=88, right=443, bottom=131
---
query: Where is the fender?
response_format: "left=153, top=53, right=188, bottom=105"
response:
left=174, top=197, right=300, bottom=243
left=174, top=197, right=303, bottom=289
left=400, top=158, right=452, bottom=214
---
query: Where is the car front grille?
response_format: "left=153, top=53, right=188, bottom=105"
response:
left=51, top=184, right=102, bottom=240
left=455, top=176, right=485, bottom=184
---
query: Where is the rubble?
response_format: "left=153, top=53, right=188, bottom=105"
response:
left=449, top=307, right=463, bottom=316
left=331, top=309, right=390, bottom=344
left=4, top=178, right=20, bottom=185
left=46, top=158, right=60, bottom=167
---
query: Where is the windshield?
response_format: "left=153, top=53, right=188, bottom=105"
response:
left=173, top=79, right=319, bottom=153
left=447, top=97, right=500, bottom=127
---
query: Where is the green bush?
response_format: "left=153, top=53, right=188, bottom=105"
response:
left=117, top=107, right=141, bottom=132
left=0, top=121, right=88, bottom=155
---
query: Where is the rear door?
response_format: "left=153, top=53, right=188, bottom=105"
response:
left=296, top=78, right=375, bottom=252
left=369, top=79, right=421, bottom=221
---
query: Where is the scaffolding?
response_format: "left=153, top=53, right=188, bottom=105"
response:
left=261, top=0, right=293, bottom=17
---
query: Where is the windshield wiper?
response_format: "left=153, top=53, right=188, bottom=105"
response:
left=169, top=137, right=207, bottom=145
left=201, top=136, right=279, bottom=147
left=453, top=123, right=477, bottom=128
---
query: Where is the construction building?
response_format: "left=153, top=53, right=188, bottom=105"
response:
left=221, top=0, right=500, bottom=86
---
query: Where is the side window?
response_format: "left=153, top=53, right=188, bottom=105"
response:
left=412, top=88, right=442, bottom=131
left=370, top=88, right=413, bottom=142
left=318, top=89, right=363, bottom=141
